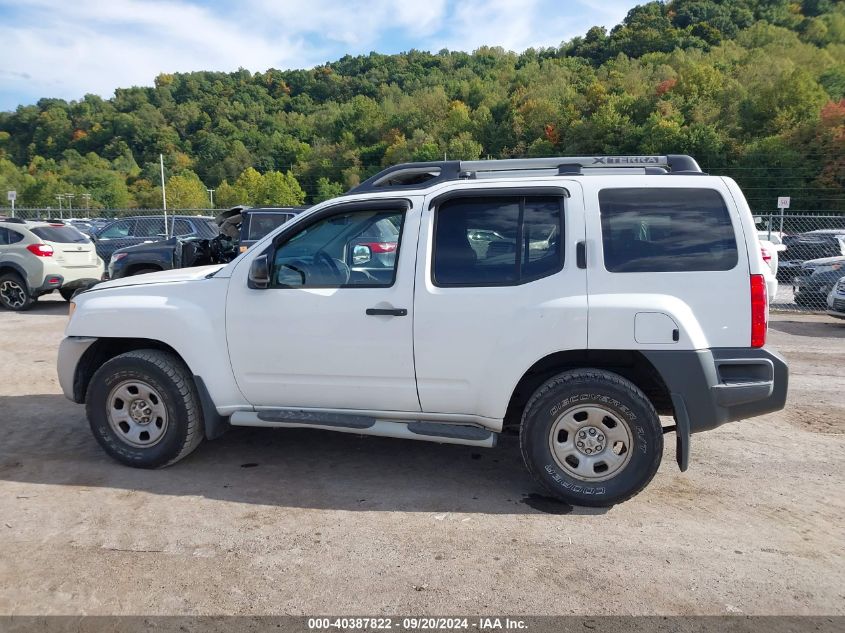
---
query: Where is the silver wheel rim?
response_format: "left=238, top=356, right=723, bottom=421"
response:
left=0, top=280, right=26, bottom=308
left=106, top=380, right=169, bottom=448
left=548, top=404, right=634, bottom=482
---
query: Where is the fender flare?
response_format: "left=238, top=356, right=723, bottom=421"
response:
left=0, top=260, right=32, bottom=292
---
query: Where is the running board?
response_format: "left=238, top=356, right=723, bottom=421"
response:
left=229, top=410, right=497, bottom=448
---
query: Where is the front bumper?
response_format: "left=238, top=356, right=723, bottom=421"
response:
left=57, top=336, right=98, bottom=402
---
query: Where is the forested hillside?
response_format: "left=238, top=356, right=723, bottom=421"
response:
left=1, top=0, right=844, bottom=211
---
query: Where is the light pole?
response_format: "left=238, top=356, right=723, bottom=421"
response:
left=207, top=188, right=215, bottom=208
left=81, top=193, right=91, bottom=210
left=55, top=195, right=63, bottom=217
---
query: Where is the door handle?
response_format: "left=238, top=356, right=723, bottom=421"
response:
left=576, top=241, right=587, bottom=269
left=366, top=308, right=408, bottom=317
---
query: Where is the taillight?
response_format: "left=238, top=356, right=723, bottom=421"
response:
left=750, top=274, right=767, bottom=348
left=26, top=243, right=54, bottom=257
left=362, top=242, right=398, bottom=253
left=761, top=247, right=771, bottom=263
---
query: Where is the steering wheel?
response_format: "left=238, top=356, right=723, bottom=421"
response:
left=314, top=250, right=350, bottom=284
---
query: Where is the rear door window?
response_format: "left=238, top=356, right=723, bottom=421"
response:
left=30, top=226, right=90, bottom=244
left=599, top=188, right=737, bottom=272
left=433, top=195, right=564, bottom=286
left=135, top=218, right=166, bottom=238
left=99, top=219, right=134, bottom=239
left=171, top=219, right=194, bottom=236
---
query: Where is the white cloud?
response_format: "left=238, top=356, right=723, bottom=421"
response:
left=0, top=0, right=639, bottom=109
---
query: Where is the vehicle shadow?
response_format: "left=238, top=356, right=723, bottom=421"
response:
left=0, top=394, right=608, bottom=516
left=769, top=319, right=845, bottom=338
left=12, top=296, right=69, bottom=315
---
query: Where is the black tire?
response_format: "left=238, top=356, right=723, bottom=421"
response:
left=86, top=349, right=204, bottom=468
left=0, top=272, right=34, bottom=311
left=520, top=369, right=663, bottom=507
left=59, top=287, right=76, bottom=302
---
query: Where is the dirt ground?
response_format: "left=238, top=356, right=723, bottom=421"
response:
left=0, top=296, right=843, bottom=616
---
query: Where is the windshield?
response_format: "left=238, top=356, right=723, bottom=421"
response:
left=31, top=226, right=90, bottom=243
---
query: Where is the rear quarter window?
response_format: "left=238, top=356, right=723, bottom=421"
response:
left=30, top=226, right=90, bottom=244
left=599, top=188, right=737, bottom=273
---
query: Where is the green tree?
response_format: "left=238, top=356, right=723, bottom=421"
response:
left=314, top=177, right=345, bottom=203
left=166, top=171, right=210, bottom=209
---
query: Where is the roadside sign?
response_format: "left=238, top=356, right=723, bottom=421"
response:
left=777, top=196, right=790, bottom=209
left=6, top=190, right=15, bottom=202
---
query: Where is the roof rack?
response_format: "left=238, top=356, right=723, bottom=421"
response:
left=348, top=154, right=704, bottom=194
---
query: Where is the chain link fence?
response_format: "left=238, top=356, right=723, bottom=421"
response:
left=3, top=206, right=843, bottom=313
left=756, top=212, right=845, bottom=313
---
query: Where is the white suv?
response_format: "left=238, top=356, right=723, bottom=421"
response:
left=57, top=156, right=788, bottom=506
left=0, top=218, right=104, bottom=310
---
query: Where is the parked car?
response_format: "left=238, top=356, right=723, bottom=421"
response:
left=68, top=219, right=96, bottom=236
left=237, top=206, right=308, bottom=253
left=92, top=215, right=217, bottom=264
left=778, top=230, right=845, bottom=282
left=58, top=154, right=787, bottom=508
left=107, top=207, right=302, bottom=280
left=0, top=218, right=104, bottom=310
left=793, top=255, right=845, bottom=307
left=757, top=231, right=787, bottom=252
left=759, top=239, right=779, bottom=299
left=826, top=276, right=845, bottom=319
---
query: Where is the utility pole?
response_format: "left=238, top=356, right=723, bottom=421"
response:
left=160, top=154, right=169, bottom=238
left=64, top=193, right=74, bottom=220
left=207, top=188, right=215, bottom=208
left=81, top=193, right=91, bottom=210
left=55, top=195, right=63, bottom=218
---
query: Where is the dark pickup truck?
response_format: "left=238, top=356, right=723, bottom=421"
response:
left=107, top=207, right=305, bottom=280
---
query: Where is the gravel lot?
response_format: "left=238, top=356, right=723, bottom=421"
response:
left=0, top=296, right=843, bottom=616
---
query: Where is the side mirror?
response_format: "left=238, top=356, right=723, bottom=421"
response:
left=352, top=244, right=372, bottom=266
left=248, top=254, right=270, bottom=289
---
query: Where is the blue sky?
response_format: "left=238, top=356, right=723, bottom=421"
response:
left=0, top=0, right=640, bottom=112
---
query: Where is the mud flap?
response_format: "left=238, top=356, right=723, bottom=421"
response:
left=669, top=393, right=691, bottom=472
left=194, top=375, right=230, bottom=440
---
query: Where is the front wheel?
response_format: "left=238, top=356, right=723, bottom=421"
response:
left=86, top=349, right=204, bottom=468
left=520, top=369, right=663, bottom=507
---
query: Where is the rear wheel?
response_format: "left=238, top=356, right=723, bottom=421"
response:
left=0, top=272, right=33, bottom=311
left=520, top=369, right=663, bottom=507
left=86, top=349, right=204, bottom=468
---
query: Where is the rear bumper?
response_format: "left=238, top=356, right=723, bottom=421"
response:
left=644, top=347, right=789, bottom=434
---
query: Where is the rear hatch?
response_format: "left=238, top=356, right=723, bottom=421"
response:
left=31, top=225, right=100, bottom=267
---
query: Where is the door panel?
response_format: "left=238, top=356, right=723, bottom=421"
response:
left=226, top=198, right=422, bottom=412
left=413, top=183, right=588, bottom=422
